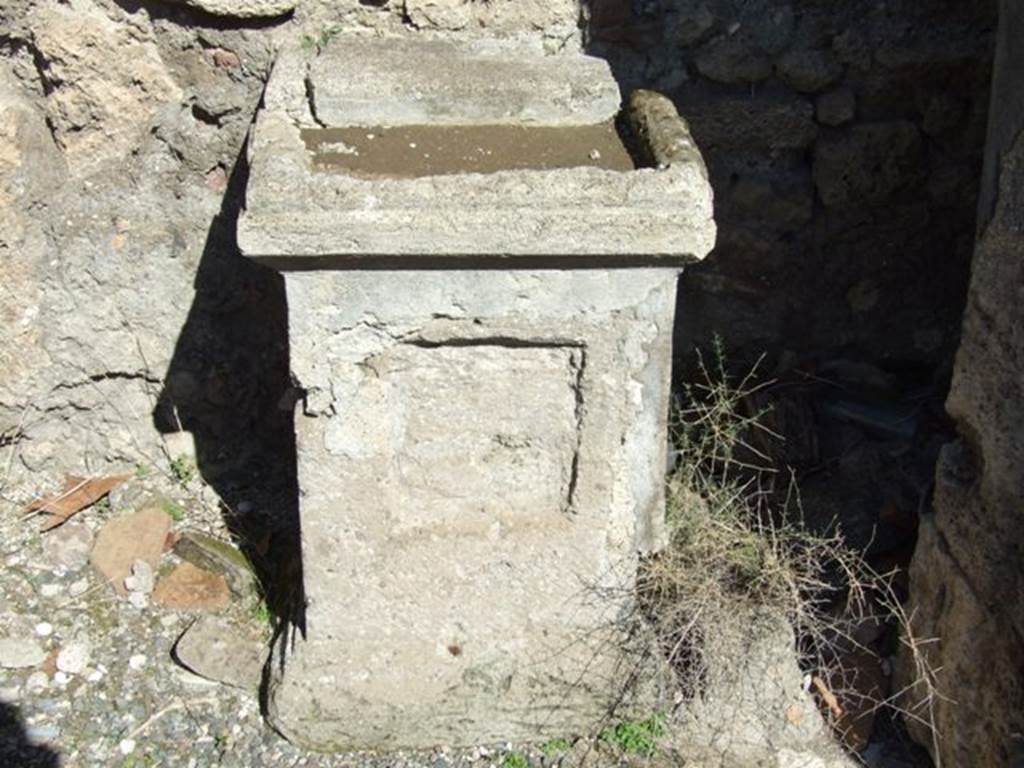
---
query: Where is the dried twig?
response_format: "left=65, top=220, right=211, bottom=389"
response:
left=123, top=696, right=218, bottom=742
left=812, top=675, right=844, bottom=718
left=635, top=338, right=946, bottom=759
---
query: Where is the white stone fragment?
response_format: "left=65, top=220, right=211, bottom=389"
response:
left=25, top=671, right=49, bottom=692
left=0, top=686, right=20, bottom=703
left=69, top=578, right=90, bottom=598
left=123, top=559, right=155, bottom=594
left=56, top=640, right=91, bottom=675
left=0, top=638, right=46, bottom=669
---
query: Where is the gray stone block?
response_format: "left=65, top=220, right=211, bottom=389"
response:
left=308, top=37, right=619, bottom=128
left=268, top=270, right=680, bottom=750
left=239, top=41, right=715, bottom=262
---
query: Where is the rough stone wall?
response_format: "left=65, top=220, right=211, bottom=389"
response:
left=0, top=0, right=286, bottom=507
left=297, top=0, right=582, bottom=45
left=0, top=0, right=581, bottom=501
left=3, top=0, right=997, bottom=496
left=898, top=1, right=1024, bottom=764
left=160, top=0, right=582, bottom=47
left=587, top=0, right=997, bottom=370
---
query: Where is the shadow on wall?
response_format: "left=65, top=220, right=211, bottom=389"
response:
left=152, top=139, right=305, bottom=642
left=584, top=0, right=995, bottom=374
left=0, top=702, right=60, bottom=768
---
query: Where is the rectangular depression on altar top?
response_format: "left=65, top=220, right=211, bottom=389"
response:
left=237, top=37, right=715, bottom=264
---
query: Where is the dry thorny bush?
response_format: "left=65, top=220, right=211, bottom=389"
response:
left=640, top=339, right=946, bottom=763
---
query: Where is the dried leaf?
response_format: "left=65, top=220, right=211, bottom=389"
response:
left=24, top=474, right=131, bottom=531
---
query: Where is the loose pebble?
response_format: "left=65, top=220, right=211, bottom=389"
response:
left=69, top=578, right=90, bottom=597
left=0, top=637, right=47, bottom=669
left=0, top=685, right=21, bottom=703
left=35, top=622, right=53, bottom=637
left=40, top=583, right=62, bottom=598
left=128, top=654, right=147, bottom=670
left=119, top=738, right=137, bottom=755
left=26, top=724, right=60, bottom=743
left=41, top=522, right=95, bottom=571
left=57, top=640, right=92, bottom=675
left=124, top=560, right=155, bottom=595
left=25, top=671, right=49, bottom=692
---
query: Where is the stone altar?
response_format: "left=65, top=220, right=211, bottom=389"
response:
left=239, top=36, right=715, bottom=751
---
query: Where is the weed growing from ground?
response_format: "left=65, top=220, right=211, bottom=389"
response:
left=598, top=713, right=666, bottom=757
left=540, top=738, right=570, bottom=758
left=638, top=338, right=943, bottom=758
left=301, top=26, right=342, bottom=53
left=93, top=495, right=112, bottom=516
left=252, top=600, right=272, bottom=626
left=500, top=751, right=529, bottom=768
left=161, top=500, right=186, bottom=523
left=169, top=455, right=195, bottom=487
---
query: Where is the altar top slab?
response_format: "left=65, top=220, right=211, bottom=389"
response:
left=238, top=38, right=716, bottom=267
left=308, top=36, right=621, bottom=128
